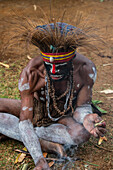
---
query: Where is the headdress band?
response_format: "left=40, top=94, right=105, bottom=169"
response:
left=41, top=50, right=75, bottom=63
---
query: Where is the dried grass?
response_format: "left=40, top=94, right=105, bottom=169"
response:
left=0, top=7, right=106, bottom=57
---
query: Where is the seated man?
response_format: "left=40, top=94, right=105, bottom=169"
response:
left=0, top=22, right=106, bottom=170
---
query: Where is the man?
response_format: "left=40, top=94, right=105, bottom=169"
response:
left=0, top=22, right=106, bottom=169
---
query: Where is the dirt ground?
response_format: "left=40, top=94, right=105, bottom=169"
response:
left=0, top=0, right=113, bottom=169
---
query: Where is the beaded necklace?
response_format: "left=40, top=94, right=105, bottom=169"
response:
left=45, top=64, right=74, bottom=121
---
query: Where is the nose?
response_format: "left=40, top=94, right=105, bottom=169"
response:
left=51, top=64, right=56, bottom=74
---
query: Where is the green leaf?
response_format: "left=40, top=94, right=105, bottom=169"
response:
left=92, top=100, right=107, bottom=113
left=92, top=100, right=103, bottom=105
left=96, top=106, right=107, bottom=114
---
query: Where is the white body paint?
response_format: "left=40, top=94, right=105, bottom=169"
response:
left=18, top=78, right=30, bottom=92
left=88, top=86, right=90, bottom=89
left=41, top=91, right=45, bottom=95
left=22, top=106, right=28, bottom=111
left=22, top=106, right=33, bottom=111
left=75, top=104, right=92, bottom=123
left=89, top=67, right=97, bottom=82
left=40, top=97, right=45, bottom=101
left=0, top=113, right=76, bottom=146
left=29, top=107, right=33, bottom=111
left=19, top=120, right=43, bottom=165
left=77, top=84, right=80, bottom=88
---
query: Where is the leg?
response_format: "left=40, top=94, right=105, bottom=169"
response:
left=58, top=116, right=91, bottom=144
left=39, top=139, right=66, bottom=157
left=35, top=116, right=90, bottom=145
left=0, top=98, right=21, bottom=141
left=0, top=113, right=65, bottom=157
left=0, top=98, right=21, bottom=117
left=0, top=113, right=21, bottom=141
left=0, top=112, right=90, bottom=145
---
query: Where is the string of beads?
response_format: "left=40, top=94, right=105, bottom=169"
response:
left=45, top=63, right=74, bottom=121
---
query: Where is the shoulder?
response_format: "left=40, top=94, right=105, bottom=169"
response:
left=74, top=52, right=97, bottom=85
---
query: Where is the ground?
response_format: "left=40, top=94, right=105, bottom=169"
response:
left=0, top=0, right=113, bottom=169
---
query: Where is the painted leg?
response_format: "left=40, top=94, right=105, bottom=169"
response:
left=0, top=113, right=89, bottom=145
left=35, top=117, right=91, bottom=145
left=0, top=113, right=21, bottom=141
left=35, top=124, right=75, bottom=145
left=0, top=113, right=65, bottom=157
left=0, top=113, right=90, bottom=156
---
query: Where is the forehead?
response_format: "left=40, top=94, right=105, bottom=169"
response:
left=44, top=62, right=67, bottom=67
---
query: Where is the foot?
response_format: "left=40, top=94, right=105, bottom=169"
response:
left=40, top=139, right=66, bottom=158
left=34, top=157, right=50, bottom=170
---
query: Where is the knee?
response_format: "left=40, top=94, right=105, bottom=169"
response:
left=67, top=123, right=91, bottom=145
left=58, top=117, right=90, bottom=145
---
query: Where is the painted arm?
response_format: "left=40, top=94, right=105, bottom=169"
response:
left=73, top=63, right=106, bottom=137
left=18, top=59, right=49, bottom=169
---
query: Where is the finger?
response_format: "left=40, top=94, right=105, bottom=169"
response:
left=94, top=115, right=102, bottom=123
left=90, top=128, right=99, bottom=138
left=93, top=131, right=98, bottom=138
left=37, top=70, right=45, bottom=78
left=95, top=127, right=104, bottom=137
left=30, top=71, right=38, bottom=91
left=98, top=127, right=107, bottom=134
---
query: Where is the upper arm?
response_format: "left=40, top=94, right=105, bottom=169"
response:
left=73, top=59, right=97, bottom=123
left=76, top=62, right=97, bottom=106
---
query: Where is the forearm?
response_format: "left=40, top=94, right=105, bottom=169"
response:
left=19, top=119, right=43, bottom=165
left=73, top=104, right=92, bottom=124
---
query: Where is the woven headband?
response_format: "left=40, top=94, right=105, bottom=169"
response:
left=41, top=50, right=75, bottom=63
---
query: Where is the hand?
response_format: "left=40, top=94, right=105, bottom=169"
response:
left=34, top=157, right=50, bottom=170
left=19, top=66, right=45, bottom=97
left=83, top=114, right=106, bottom=138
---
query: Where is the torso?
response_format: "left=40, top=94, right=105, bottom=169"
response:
left=20, top=52, right=95, bottom=126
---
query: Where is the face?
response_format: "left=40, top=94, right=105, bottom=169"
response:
left=44, top=61, right=72, bottom=81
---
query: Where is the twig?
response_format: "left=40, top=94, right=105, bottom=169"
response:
left=103, top=63, right=113, bottom=66
left=62, top=161, right=70, bottom=170
left=83, top=160, right=99, bottom=167
left=89, top=140, right=113, bottom=152
left=27, top=55, right=32, bottom=60
left=46, top=158, right=65, bottom=162
left=15, top=149, right=30, bottom=154
left=94, top=120, right=104, bottom=127
left=0, top=62, right=9, bottom=68
left=22, top=164, right=29, bottom=170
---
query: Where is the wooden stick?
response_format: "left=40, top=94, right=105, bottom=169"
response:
left=0, top=62, right=9, bottom=68
left=90, top=140, right=113, bottom=152
left=103, top=63, right=113, bottom=66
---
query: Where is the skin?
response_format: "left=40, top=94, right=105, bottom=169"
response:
left=0, top=52, right=106, bottom=169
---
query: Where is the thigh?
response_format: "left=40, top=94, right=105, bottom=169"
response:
left=0, top=98, right=21, bottom=117
left=58, top=116, right=78, bottom=128
left=58, top=116, right=90, bottom=144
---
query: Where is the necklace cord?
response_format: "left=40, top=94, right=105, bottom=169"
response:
left=45, top=63, right=74, bottom=121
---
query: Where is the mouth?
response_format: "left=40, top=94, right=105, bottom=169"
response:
left=50, top=74, right=63, bottom=80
